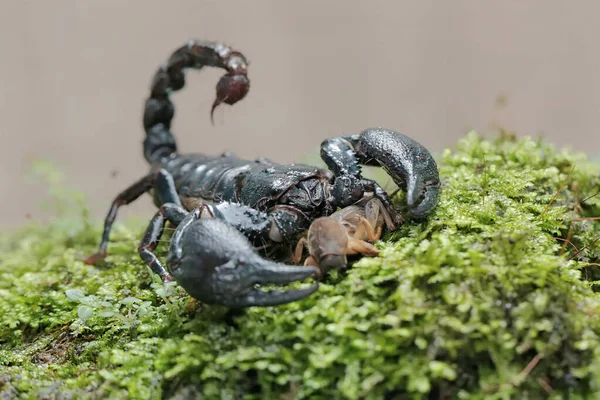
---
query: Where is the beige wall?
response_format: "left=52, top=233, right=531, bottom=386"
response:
left=2, top=1, right=599, bottom=230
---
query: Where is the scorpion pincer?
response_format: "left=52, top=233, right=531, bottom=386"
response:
left=139, top=202, right=319, bottom=308
left=84, top=39, right=441, bottom=307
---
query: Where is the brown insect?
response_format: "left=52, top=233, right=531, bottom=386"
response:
left=292, top=194, right=395, bottom=276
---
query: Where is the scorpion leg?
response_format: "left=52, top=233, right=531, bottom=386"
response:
left=84, top=168, right=181, bottom=265
left=166, top=208, right=319, bottom=308
left=153, top=168, right=182, bottom=206
left=138, top=203, right=188, bottom=282
left=84, top=173, right=155, bottom=265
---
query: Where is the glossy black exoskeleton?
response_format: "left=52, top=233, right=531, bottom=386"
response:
left=84, top=39, right=441, bottom=307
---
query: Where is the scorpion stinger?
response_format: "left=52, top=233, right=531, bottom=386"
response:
left=138, top=202, right=319, bottom=308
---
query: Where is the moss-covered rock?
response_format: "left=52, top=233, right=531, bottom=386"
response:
left=1, top=132, right=599, bottom=399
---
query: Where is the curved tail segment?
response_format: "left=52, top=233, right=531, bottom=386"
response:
left=143, top=40, right=250, bottom=164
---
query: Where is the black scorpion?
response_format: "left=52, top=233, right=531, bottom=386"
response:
left=84, top=40, right=441, bottom=307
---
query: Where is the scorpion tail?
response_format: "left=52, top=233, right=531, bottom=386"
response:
left=142, top=40, right=250, bottom=164
left=143, top=96, right=177, bottom=164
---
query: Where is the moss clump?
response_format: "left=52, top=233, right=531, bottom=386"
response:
left=1, top=132, right=600, bottom=399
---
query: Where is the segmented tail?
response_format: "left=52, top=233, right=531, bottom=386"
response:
left=142, top=40, right=250, bottom=164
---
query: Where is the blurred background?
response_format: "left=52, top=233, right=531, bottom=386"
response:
left=2, top=0, right=599, bottom=230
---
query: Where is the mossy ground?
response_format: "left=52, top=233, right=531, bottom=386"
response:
left=1, top=132, right=600, bottom=399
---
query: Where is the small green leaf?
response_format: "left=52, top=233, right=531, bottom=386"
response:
left=120, top=296, right=140, bottom=305
left=77, top=306, right=93, bottom=320
left=65, top=289, right=85, bottom=301
left=98, top=310, right=115, bottom=318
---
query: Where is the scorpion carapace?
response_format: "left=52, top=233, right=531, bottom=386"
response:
left=84, top=39, right=441, bottom=308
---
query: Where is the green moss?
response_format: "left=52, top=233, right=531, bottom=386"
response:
left=1, top=131, right=600, bottom=399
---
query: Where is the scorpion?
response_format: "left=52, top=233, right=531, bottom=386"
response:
left=84, top=39, right=441, bottom=308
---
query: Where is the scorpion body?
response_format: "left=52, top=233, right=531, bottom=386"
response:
left=85, top=40, right=441, bottom=307
left=153, top=153, right=332, bottom=244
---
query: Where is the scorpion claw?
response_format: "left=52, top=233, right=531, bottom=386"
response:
left=250, top=263, right=320, bottom=285
left=229, top=284, right=320, bottom=308
left=406, top=174, right=440, bottom=218
left=168, top=216, right=318, bottom=308
left=357, top=128, right=441, bottom=218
